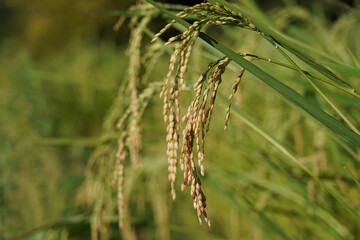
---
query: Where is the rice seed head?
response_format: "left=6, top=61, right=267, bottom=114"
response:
left=151, top=20, right=176, bottom=43
left=151, top=1, right=259, bottom=226
left=225, top=68, right=245, bottom=130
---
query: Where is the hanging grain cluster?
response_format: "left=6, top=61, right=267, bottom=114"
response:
left=152, top=2, right=251, bottom=226
left=82, top=3, right=166, bottom=239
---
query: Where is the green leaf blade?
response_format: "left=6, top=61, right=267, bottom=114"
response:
left=147, top=0, right=360, bottom=145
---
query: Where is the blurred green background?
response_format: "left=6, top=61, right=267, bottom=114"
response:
left=1, top=0, right=360, bottom=239
left=0, top=0, right=134, bottom=238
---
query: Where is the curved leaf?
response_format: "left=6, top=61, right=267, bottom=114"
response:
left=147, top=0, right=360, bottom=146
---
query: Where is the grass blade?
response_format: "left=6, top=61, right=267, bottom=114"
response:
left=209, top=0, right=355, bottom=91
left=217, top=93, right=360, bottom=229
left=147, top=0, right=360, bottom=146
left=206, top=176, right=277, bottom=240
left=273, top=43, right=360, bottom=134
left=209, top=162, right=350, bottom=239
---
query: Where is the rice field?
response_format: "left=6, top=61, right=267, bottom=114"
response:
left=1, top=1, right=360, bottom=239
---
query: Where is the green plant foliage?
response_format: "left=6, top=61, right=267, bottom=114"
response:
left=1, top=0, right=360, bottom=240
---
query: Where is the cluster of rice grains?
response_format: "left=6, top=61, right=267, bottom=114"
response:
left=152, top=2, right=252, bottom=227
left=83, top=3, right=166, bottom=239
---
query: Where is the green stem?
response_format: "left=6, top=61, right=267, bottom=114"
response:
left=273, top=43, right=360, bottom=135
left=244, top=53, right=360, bottom=99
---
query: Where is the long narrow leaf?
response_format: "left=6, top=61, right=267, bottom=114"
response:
left=147, top=0, right=360, bottom=145
left=209, top=0, right=355, bottom=91
left=209, top=162, right=350, bottom=239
